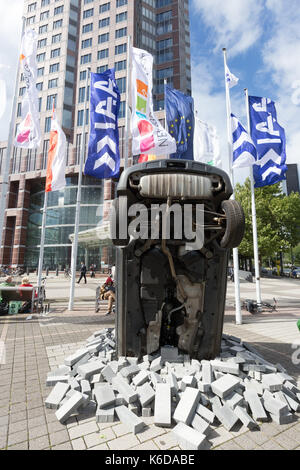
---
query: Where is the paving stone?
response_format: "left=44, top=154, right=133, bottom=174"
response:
left=94, top=384, right=115, bottom=409
left=137, top=382, right=155, bottom=408
left=154, top=383, right=171, bottom=428
left=112, top=376, right=138, bottom=404
left=211, top=374, right=240, bottom=398
left=244, top=390, right=268, bottom=422
left=55, top=391, right=85, bottom=424
left=96, top=407, right=115, bottom=423
left=49, top=429, right=70, bottom=447
left=211, top=360, right=240, bottom=376
left=195, top=404, right=215, bottom=424
left=108, top=433, right=140, bottom=450
left=132, top=370, right=149, bottom=387
left=172, top=422, right=209, bottom=450
left=29, top=435, right=50, bottom=450
left=131, top=441, right=159, bottom=450
left=212, top=403, right=240, bottom=431
left=234, top=405, right=259, bottom=430
left=77, top=361, right=105, bottom=380
left=173, top=388, right=200, bottom=425
left=190, top=413, right=210, bottom=435
left=28, top=424, right=48, bottom=440
left=7, top=430, right=28, bottom=447
left=45, top=382, right=70, bottom=409
left=68, top=420, right=99, bottom=440
left=154, top=431, right=180, bottom=450
left=84, top=428, right=116, bottom=448
left=115, top=405, right=145, bottom=435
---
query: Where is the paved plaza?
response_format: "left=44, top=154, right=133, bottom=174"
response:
left=0, top=275, right=299, bottom=450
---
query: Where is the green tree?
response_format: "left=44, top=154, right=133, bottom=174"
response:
left=235, top=179, right=300, bottom=261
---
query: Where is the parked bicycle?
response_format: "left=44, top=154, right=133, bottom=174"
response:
left=242, top=298, right=277, bottom=314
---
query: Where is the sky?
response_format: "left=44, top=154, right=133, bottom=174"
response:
left=0, top=0, right=299, bottom=182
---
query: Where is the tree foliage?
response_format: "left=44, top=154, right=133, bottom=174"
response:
left=234, top=178, right=300, bottom=260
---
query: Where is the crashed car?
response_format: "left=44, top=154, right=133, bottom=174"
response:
left=111, top=159, right=245, bottom=360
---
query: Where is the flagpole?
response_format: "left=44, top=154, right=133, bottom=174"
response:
left=0, top=17, right=26, bottom=266
left=124, top=35, right=131, bottom=170
left=68, top=68, right=90, bottom=311
left=223, top=47, right=242, bottom=325
left=37, top=190, right=48, bottom=296
left=164, top=79, right=168, bottom=133
left=245, top=88, right=262, bottom=308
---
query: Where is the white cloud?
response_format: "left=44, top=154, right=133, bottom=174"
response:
left=0, top=0, right=23, bottom=141
left=261, top=0, right=300, bottom=164
left=192, top=0, right=265, bottom=56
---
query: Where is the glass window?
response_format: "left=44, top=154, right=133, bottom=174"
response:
left=48, top=78, right=58, bottom=89
left=51, top=48, right=61, bottom=58
left=83, top=8, right=93, bottom=18
left=82, top=23, right=93, bottom=33
left=99, top=17, right=110, bottom=28
left=116, top=12, right=127, bottom=23
left=80, top=53, right=91, bottom=64
left=98, top=33, right=109, bottom=43
left=97, top=48, right=109, bottom=60
left=99, top=2, right=110, bottom=13
left=53, top=19, right=63, bottom=29
left=115, top=43, right=127, bottom=55
left=116, top=0, right=127, bottom=6
left=39, top=24, right=48, bottom=34
left=46, top=94, right=57, bottom=110
left=49, top=63, right=59, bottom=73
left=54, top=5, right=63, bottom=15
left=40, top=10, right=49, bottom=20
left=82, top=38, right=92, bottom=48
left=115, top=27, right=127, bottom=39
left=52, top=33, right=62, bottom=44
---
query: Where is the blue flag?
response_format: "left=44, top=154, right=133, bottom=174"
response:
left=231, top=114, right=257, bottom=169
left=249, top=96, right=287, bottom=188
left=165, top=85, right=194, bottom=160
left=84, top=70, right=121, bottom=179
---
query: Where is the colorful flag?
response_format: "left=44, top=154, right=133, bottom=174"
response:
left=225, top=64, right=239, bottom=89
left=193, top=116, right=221, bottom=167
left=45, top=109, right=67, bottom=192
left=165, top=85, right=194, bottom=160
left=231, top=114, right=257, bottom=169
left=131, top=47, right=176, bottom=157
left=249, top=96, right=287, bottom=188
left=15, top=29, right=41, bottom=149
left=85, top=69, right=121, bottom=179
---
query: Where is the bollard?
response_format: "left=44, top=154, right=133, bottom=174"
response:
left=46, top=267, right=49, bottom=276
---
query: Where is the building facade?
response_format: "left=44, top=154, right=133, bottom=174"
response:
left=0, top=0, right=191, bottom=269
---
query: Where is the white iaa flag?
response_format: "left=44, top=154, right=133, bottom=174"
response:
left=193, top=116, right=221, bottom=168
left=131, top=47, right=176, bottom=156
left=15, top=29, right=41, bottom=149
left=225, top=64, right=239, bottom=89
left=45, top=110, right=67, bottom=192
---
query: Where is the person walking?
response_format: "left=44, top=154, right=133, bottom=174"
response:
left=77, top=262, right=87, bottom=284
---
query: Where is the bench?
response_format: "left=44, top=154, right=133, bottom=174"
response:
left=0, top=286, right=38, bottom=314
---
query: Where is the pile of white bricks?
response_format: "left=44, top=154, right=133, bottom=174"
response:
left=45, top=329, right=300, bottom=450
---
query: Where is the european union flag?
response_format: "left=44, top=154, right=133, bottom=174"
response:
left=165, top=85, right=194, bottom=160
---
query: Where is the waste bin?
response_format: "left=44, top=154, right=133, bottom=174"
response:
left=111, top=159, right=245, bottom=360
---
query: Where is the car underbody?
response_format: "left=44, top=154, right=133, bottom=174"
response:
left=112, top=160, right=245, bottom=360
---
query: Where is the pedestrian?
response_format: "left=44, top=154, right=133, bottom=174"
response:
left=100, top=276, right=115, bottom=316
left=77, top=262, right=87, bottom=284
left=90, top=264, right=95, bottom=278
